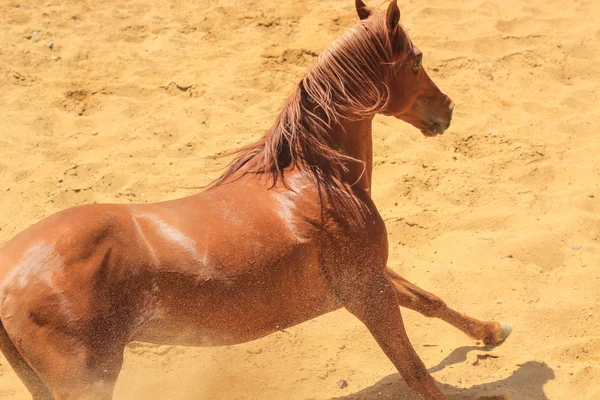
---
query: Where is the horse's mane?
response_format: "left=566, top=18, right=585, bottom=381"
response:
left=209, top=11, right=412, bottom=190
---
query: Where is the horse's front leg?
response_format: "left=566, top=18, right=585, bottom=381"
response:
left=343, top=272, right=448, bottom=400
left=385, top=266, right=512, bottom=346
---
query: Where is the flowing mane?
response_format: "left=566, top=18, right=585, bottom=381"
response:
left=209, top=11, right=412, bottom=189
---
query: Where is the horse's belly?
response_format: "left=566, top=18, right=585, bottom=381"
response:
left=132, top=263, right=341, bottom=347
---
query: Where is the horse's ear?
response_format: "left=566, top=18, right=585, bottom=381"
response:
left=355, top=0, right=372, bottom=20
left=386, top=0, right=401, bottom=31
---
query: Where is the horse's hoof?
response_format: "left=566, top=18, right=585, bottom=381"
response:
left=500, top=322, right=512, bottom=342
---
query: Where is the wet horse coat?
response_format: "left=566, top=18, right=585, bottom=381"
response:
left=0, top=1, right=510, bottom=399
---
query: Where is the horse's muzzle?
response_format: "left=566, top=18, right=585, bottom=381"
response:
left=422, top=100, right=454, bottom=137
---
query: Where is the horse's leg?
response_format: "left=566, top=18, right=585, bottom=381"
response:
left=37, top=337, right=124, bottom=400
left=385, top=266, right=511, bottom=345
left=0, top=320, right=53, bottom=399
left=343, top=272, right=448, bottom=400
left=35, top=343, right=123, bottom=400
left=5, top=320, right=124, bottom=400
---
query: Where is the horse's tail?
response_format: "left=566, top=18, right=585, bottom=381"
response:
left=0, top=307, right=53, bottom=398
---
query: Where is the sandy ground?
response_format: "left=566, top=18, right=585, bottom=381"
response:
left=1, top=0, right=600, bottom=399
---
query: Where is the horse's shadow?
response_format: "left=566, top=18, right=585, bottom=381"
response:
left=330, top=346, right=554, bottom=400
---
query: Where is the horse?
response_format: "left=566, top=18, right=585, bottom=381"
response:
left=0, top=1, right=511, bottom=399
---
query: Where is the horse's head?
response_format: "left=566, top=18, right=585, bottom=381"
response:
left=356, top=0, right=454, bottom=137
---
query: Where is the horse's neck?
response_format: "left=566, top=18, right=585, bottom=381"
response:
left=330, top=117, right=374, bottom=195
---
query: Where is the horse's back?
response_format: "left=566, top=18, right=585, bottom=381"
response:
left=0, top=203, right=137, bottom=285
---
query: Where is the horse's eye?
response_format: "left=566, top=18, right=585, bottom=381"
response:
left=413, top=55, right=422, bottom=69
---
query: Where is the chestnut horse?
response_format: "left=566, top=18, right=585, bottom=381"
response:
left=0, top=1, right=511, bottom=399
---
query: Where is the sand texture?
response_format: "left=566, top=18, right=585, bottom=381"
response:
left=1, top=0, right=600, bottom=398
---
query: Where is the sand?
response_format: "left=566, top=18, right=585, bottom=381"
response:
left=1, top=0, right=599, bottom=399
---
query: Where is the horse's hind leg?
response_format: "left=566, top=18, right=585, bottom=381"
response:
left=385, top=266, right=512, bottom=345
left=0, top=320, right=53, bottom=399
left=4, top=319, right=125, bottom=400
left=33, top=339, right=124, bottom=400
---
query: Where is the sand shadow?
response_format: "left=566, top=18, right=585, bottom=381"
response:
left=429, top=345, right=498, bottom=373
left=329, top=359, right=554, bottom=400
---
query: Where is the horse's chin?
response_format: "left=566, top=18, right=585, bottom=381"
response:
left=420, top=129, right=443, bottom=137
